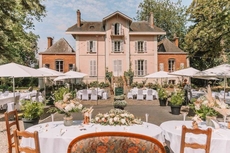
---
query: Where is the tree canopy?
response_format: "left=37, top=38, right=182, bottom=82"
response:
left=136, top=0, right=187, bottom=47
left=0, top=0, right=46, bottom=65
left=185, top=0, right=230, bottom=69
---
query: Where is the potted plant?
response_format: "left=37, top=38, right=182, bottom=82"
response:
left=113, top=100, right=127, bottom=110
left=170, top=89, right=184, bottom=115
left=21, top=100, right=44, bottom=129
left=157, top=87, right=168, bottom=106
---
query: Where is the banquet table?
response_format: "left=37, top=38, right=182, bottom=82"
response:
left=76, top=89, right=105, bottom=100
left=160, top=120, right=230, bottom=153
left=22, top=121, right=164, bottom=153
left=0, top=93, right=14, bottom=106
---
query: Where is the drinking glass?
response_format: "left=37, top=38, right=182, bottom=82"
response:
left=145, top=113, right=149, bottom=123
left=182, top=112, right=188, bottom=121
left=51, top=114, right=54, bottom=122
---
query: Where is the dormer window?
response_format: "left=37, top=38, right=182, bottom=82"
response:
left=111, top=23, right=123, bottom=35
left=89, top=25, right=94, bottom=30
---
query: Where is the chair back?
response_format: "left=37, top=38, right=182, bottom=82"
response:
left=138, top=89, right=143, bottom=95
left=14, top=130, right=40, bottom=153
left=180, top=125, right=212, bottom=153
left=4, top=109, right=20, bottom=153
left=147, top=89, right=153, bottom=95
left=67, top=132, right=166, bottom=153
left=91, top=89, right=97, bottom=95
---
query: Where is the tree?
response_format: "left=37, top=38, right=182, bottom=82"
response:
left=136, top=0, right=187, bottom=48
left=0, top=0, right=46, bottom=65
left=185, top=0, right=230, bottom=68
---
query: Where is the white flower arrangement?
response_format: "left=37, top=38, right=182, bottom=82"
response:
left=92, top=109, right=142, bottom=126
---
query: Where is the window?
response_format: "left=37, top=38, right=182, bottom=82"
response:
left=159, top=63, right=164, bottom=71
left=69, top=64, right=74, bottom=71
left=111, top=23, right=122, bottom=35
left=87, top=41, right=97, bottom=53
left=112, top=40, right=123, bottom=52
left=135, top=60, right=147, bottom=76
left=44, top=64, right=50, bottom=68
left=135, top=41, right=147, bottom=52
left=55, top=60, right=63, bottom=72
left=168, top=59, right=175, bottom=72
left=90, top=60, right=97, bottom=76
left=113, top=60, right=122, bottom=76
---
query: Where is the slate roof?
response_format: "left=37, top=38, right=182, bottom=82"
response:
left=39, top=38, right=75, bottom=54
left=158, top=38, right=185, bottom=53
left=66, top=11, right=165, bottom=33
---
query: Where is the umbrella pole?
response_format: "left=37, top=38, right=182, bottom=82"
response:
left=13, top=77, right=15, bottom=103
left=224, top=76, right=226, bottom=101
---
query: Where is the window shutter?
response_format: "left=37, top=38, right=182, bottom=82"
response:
left=73, top=64, right=76, bottom=71
left=121, top=41, right=123, bottom=52
left=144, top=60, right=147, bottom=75
left=180, top=63, right=184, bottom=69
left=135, top=60, right=137, bottom=76
left=144, top=41, right=147, bottom=52
left=93, top=41, right=97, bottom=52
left=135, top=41, right=137, bottom=53
left=94, top=60, right=97, bottom=76
left=43, top=64, right=46, bottom=67
left=90, top=60, right=93, bottom=76
left=118, top=60, right=122, bottom=76
left=119, top=24, right=122, bottom=35
left=111, top=25, right=114, bottom=35
left=160, top=63, right=164, bottom=71
left=87, top=41, right=90, bottom=52
left=112, top=40, right=114, bottom=52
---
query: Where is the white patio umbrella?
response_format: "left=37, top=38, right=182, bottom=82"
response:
left=194, top=64, right=230, bottom=100
left=38, top=67, right=64, bottom=76
left=54, top=70, right=87, bottom=81
left=0, top=62, right=52, bottom=102
left=144, top=71, right=179, bottom=85
left=144, top=71, right=178, bottom=78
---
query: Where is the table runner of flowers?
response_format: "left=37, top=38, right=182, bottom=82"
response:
left=92, top=109, right=142, bottom=126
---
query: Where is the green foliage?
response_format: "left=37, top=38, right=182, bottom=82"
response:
left=170, top=89, right=184, bottom=106
left=189, top=104, right=218, bottom=120
left=52, top=87, right=70, bottom=102
left=89, top=81, right=99, bottom=88
left=157, top=87, right=168, bottom=100
left=124, top=68, right=134, bottom=85
left=136, top=0, right=187, bottom=46
left=185, top=0, right=230, bottom=65
left=105, top=68, right=113, bottom=83
left=21, top=100, right=44, bottom=120
left=0, top=0, right=46, bottom=64
left=113, top=100, right=127, bottom=108
left=114, top=94, right=125, bottom=101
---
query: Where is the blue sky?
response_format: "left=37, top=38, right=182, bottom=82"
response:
left=33, top=0, right=192, bottom=53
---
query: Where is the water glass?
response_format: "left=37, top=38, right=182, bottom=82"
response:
left=145, top=113, right=149, bottom=123
left=182, top=112, right=188, bottom=121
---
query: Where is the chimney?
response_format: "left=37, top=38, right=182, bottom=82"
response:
left=47, top=37, right=53, bottom=48
left=173, top=34, right=179, bottom=47
left=149, top=12, right=154, bottom=28
left=77, top=10, right=81, bottom=28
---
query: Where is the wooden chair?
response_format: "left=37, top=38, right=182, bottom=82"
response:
left=4, top=109, right=20, bottom=153
left=67, top=131, right=166, bottom=153
left=180, top=125, right=212, bottom=153
left=14, top=130, right=40, bottom=153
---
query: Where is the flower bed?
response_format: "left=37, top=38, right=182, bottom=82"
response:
left=92, top=109, right=142, bottom=126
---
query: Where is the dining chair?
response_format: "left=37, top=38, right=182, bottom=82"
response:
left=14, top=130, right=40, bottom=153
left=81, top=89, right=89, bottom=100
left=4, top=109, right=20, bottom=153
left=67, top=132, right=166, bottom=153
left=146, top=89, right=153, bottom=101
left=180, top=125, right=212, bottom=153
left=90, top=89, right=98, bottom=100
left=137, top=89, right=144, bottom=100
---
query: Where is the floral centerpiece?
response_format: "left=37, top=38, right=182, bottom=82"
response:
left=189, top=85, right=229, bottom=120
left=81, top=107, right=94, bottom=124
left=92, top=109, right=142, bottom=126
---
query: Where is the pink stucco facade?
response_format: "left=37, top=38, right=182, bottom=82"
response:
left=67, top=11, right=166, bottom=83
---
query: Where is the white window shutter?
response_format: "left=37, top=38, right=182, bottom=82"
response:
left=119, top=24, right=122, bottom=35
left=73, top=64, right=76, bottom=71
left=90, top=60, right=92, bottom=76
left=118, top=60, right=122, bottom=76
left=160, top=63, right=164, bottom=71
left=93, top=41, right=96, bottom=52
left=111, top=25, right=114, bottom=35
left=180, top=63, right=184, bottom=69
left=144, top=60, right=147, bottom=75
left=112, top=40, right=114, bottom=52
left=144, top=41, right=147, bottom=52
left=121, top=41, right=123, bottom=52
left=87, top=41, right=90, bottom=52
left=135, top=41, right=137, bottom=53
left=43, top=64, right=46, bottom=67
left=135, top=60, right=137, bottom=76
left=94, top=60, right=97, bottom=76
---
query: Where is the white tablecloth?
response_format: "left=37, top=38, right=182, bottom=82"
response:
left=160, top=120, right=230, bottom=153
left=77, top=89, right=105, bottom=99
left=22, top=121, right=164, bottom=153
left=0, top=94, right=14, bottom=106
left=129, top=88, right=158, bottom=99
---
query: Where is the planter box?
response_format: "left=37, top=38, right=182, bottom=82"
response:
left=171, top=105, right=181, bottom=115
